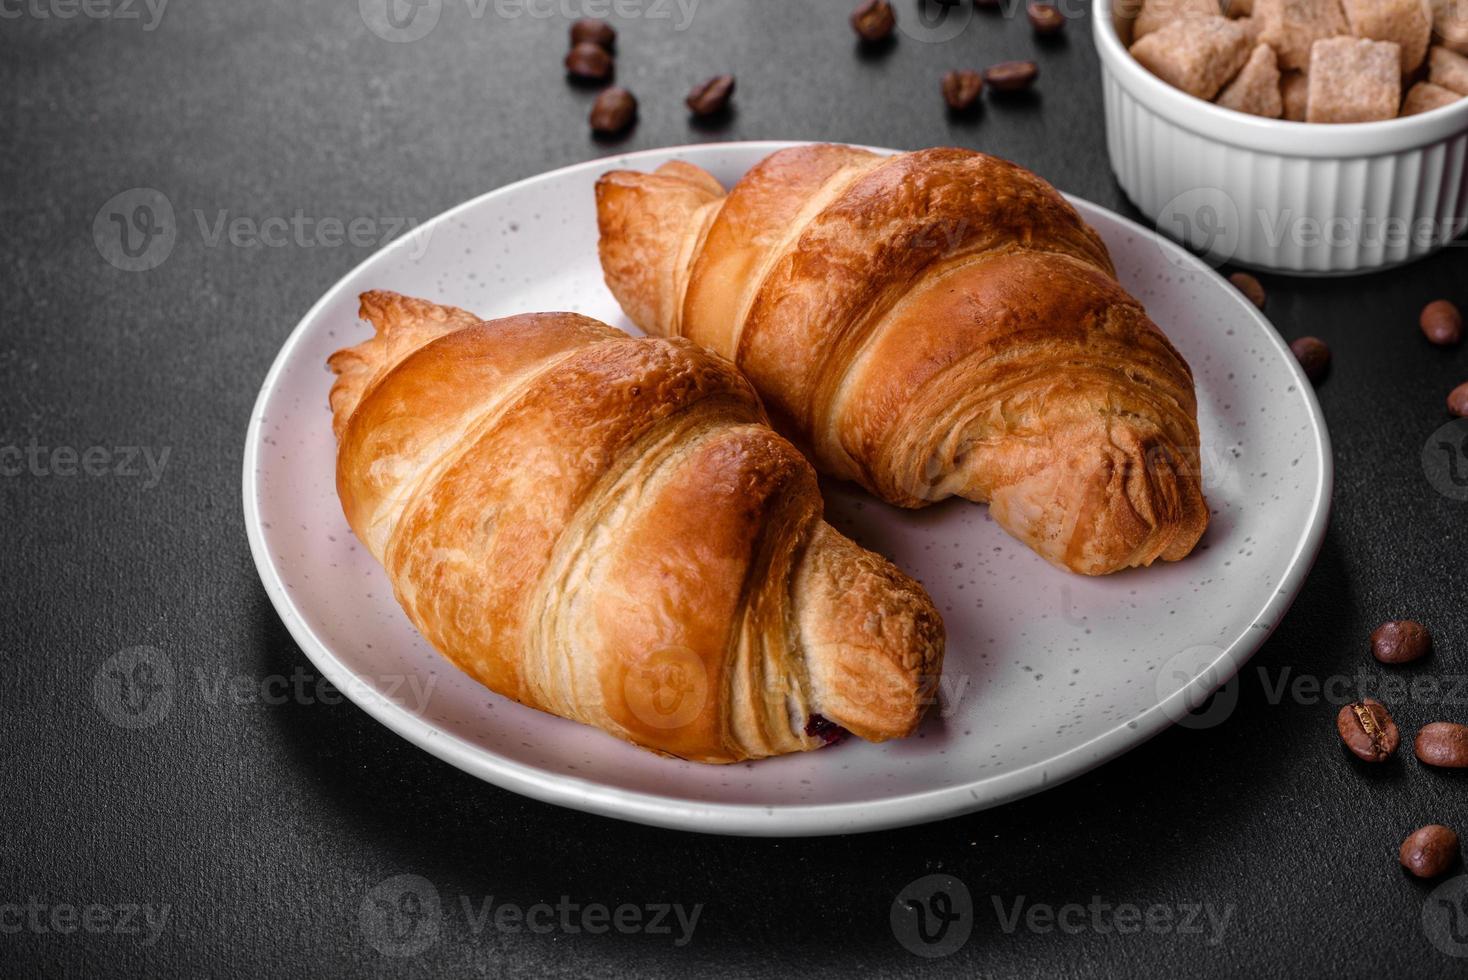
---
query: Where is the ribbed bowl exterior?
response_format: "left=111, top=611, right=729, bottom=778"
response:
left=1096, top=3, right=1468, bottom=275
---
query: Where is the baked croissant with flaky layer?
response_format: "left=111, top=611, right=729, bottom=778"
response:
left=328, top=291, right=943, bottom=764
left=596, top=144, right=1209, bottom=576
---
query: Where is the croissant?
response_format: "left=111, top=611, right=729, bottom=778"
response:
left=596, top=144, right=1209, bottom=576
left=327, top=291, right=943, bottom=764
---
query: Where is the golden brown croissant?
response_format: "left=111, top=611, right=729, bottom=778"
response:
left=327, top=291, right=943, bottom=764
left=596, top=145, right=1209, bottom=576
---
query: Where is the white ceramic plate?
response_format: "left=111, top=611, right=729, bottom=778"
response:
left=243, top=142, right=1331, bottom=836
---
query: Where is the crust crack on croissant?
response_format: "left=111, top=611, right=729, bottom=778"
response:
left=328, top=291, right=944, bottom=763
left=597, top=144, right=1209, bottom=576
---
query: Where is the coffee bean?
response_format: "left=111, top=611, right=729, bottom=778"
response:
left=1028, top=2, right=1066, bottom=33
left=566, top=42, right=613, bottom=83
left=1415, top=722, right=1468, bottom=768
left=1400, top=824, right=1460, bottom=879
left=1290, top=336, right=1330, bottom=384
left=1421, top=300, right=1463, bottom=346
left=941, top=69, right=984, bottom=112
left=687, top=74, right=736, bottom=117
left=1336, top=698, right=1400, bottom=763
left=1371, top=620, right=1433, bottom=665
left=984, top=60, right=1040, bottom=92
left=590, top=87, right=637, bottom=135
left=1229, top=272, right=1266, bottom=309
left=1450, top=381, right=1468, bottom=418
left=570, top=17, right=615, bottom=50
left=851, top=0, right=896, bottom=41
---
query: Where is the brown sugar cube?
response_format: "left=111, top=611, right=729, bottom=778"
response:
left=1431, top=0, right=1468, bottom=54
left=1429, top=45, right=1468, bottom=94
left=1342, top=0, right=1431, bottom=72
left=1131, top=16, right=1254, bottom=99
left=1307, top=37, right=1402, bottom=121
left=1281, top=70, right=1310, bottom=118
left=1402, top=80, right=1464, bottom=112
left=1235, top=14, right=1263, bottom=43
left=1134, top=0, right=1222, bottom=39
left=1255, top=0, right=1349, bottom=69
left=1217, top=43, right=1285, bottom=114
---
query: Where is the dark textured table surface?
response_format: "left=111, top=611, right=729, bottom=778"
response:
left=4, top=0, right=1468, bottom=976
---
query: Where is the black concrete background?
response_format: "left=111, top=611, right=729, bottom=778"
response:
left=3, top=0, right=1467, bottom=976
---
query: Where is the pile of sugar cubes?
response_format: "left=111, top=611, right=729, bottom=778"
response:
left=1126, top=0, right=1468, bottom=121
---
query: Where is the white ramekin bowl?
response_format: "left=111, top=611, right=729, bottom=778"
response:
left=1094, top=0, right=1468, bottom=274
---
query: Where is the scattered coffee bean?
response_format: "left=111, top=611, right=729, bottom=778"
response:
left=687, top=74, right=736, bottom=117
left=1290, top=336, right=1330, bottom=384
left=984, top=60, right=1040, bottom=92
left=1229, top=272, right=1266, bottom=309
left=1416, top=722, right=1468, bottom=768
left=942, top=69, right=984, bottom=112
left=1400, top=824, right=1460, bottom=879
left=1028, top=2, right=1066, bottom=33
left=1371, top=620, right=1433, bottom=665
left=590, top=87, right=637, bottom=134
left=851, top=0, right=896, bottom=41
left=566, top=41, right=613, bottom=83
left=570, top=17, right=616, bottom=50
left=1450, top=381, right=1468, bottom=418
left=1337, top=698, right=1400, bottom=763
left=1421, top=299, right=1463, bottom=346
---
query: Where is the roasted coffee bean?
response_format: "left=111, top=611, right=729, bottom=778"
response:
left=1421, top=300, right=1463, bottom=346
left=984, top=60, right=1040, bottom=92
left=851, top=0, right=896, bottom=41
left=1290, top=336, right=1330, bottom=384
left=687, top=74, right=736, bottom=116
left=1336, top=698, right=1400, bottom=762
left=1415, top=722, right=1468, bottom=768
left=1450, top=381, right=1468, bottom=418
left=590, top=87, right=637, bottom=134
left=1400, top=824, right=1460, bottom=879
left=1229, top=272, right=1266, bottom=309
left=1028, top=2, right=1066, bottom=33
left=1371, top=620, right=1433, bottom=665
left=942, top=69, right=984, bottom=111
left=570, top=17, right=616, bottom=50
left=566, top=42, right=613, bottom=83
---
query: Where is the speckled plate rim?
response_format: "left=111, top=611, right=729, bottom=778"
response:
left=243, top=141, right=1333, bottom=837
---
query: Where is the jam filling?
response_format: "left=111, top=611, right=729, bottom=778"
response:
left=804, top=713, right=850, bottom=746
